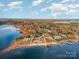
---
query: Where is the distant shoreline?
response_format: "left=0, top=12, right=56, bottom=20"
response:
left=0, top=18, right=79, bottom=21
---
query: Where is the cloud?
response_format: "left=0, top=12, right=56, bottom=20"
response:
left=7, top=1, right=23, bottom=9
left=66, top=9, right=78, bottom=14
left=41, top=3, right=68, bottom=17
left=51, top=3, right=68, bottom=11
left=0, top=2, right=4, bottom=8
left=51, top=12, right=61, bottom=17
left=32, top=0, right=46, bottom=6
left=0, top=1, right=23, bottom=11
left=61, top=0, right=71, bottom=3
left=41, top=3, right=79, bottom=17
left=40, top=3, right=68, bottom=13
left=67, top=4, right=79, bottom=8
left=60, top=0, right=77, bottom=3
left=41, top=7, right=48, bottom=12
left=46, top=0, right=52, bottom=3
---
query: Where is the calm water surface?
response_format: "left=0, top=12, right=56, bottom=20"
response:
left=0, top=25, right=20, bottom=51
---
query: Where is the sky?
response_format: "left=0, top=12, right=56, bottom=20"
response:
left=0, top=0, right=79, bottom=19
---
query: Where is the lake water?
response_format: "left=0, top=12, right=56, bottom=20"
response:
left=0, top=25, right=79, bottom=59
left=0, top=25, right=20, bottom=51
left=0, top=43, right=79, bottom=59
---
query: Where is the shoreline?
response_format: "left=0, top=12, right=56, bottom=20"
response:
left=0, top=38, right=79, bottom=54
